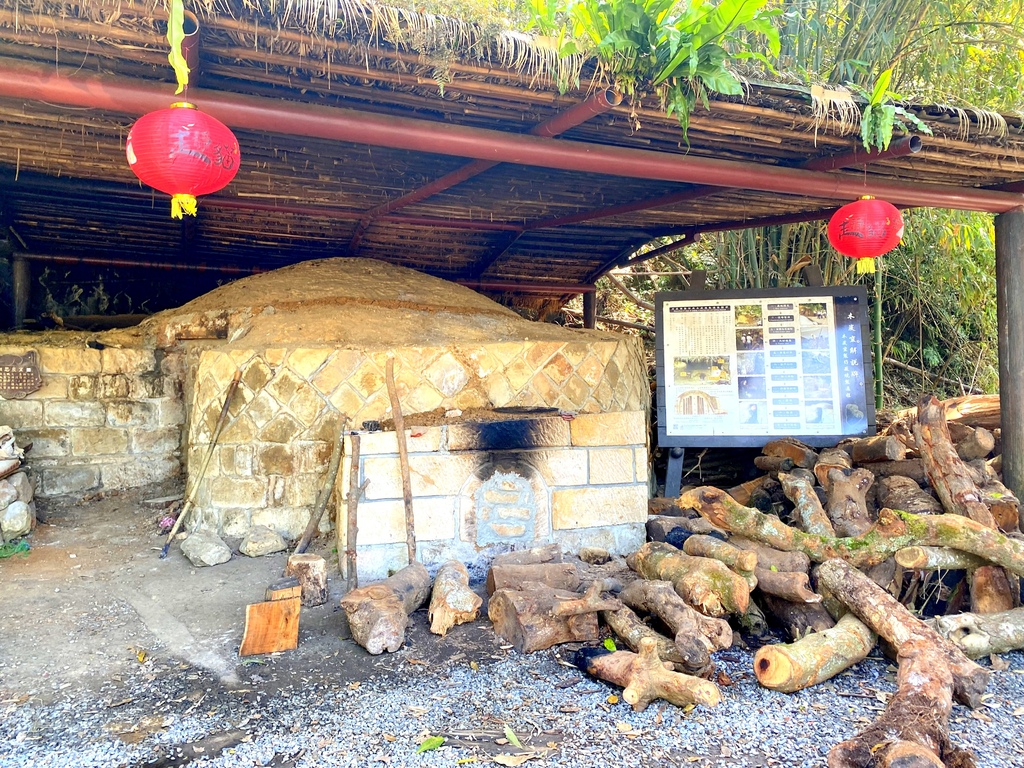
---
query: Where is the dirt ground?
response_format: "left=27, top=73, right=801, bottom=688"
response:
left=0, top=483, right=500, bottom=705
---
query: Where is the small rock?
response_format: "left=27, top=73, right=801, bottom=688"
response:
left=1, top=500, right=33, bottom=540
left=579, top=546, right=611, bottom=565
left=180, top=529, right=232, bottom=567
left=239, top=525, right=287, bottom=557
left=7, top=471, right=33, bottom=504
left=0, top=480, right=17, bottom=510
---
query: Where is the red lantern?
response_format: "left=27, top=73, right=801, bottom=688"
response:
left=827, top=196, right=904, bottom=274
left=126, top=102, right=240, bottom=219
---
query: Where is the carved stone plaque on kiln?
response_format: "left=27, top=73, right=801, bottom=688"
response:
left=0, top=351, right=42, bottom=399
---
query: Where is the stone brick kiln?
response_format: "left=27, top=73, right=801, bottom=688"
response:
left=2, top=259, right=650, bottom=578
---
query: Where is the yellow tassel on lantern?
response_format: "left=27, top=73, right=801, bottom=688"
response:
left=856, top=257, right=876, bottom=274
left=171, top=193, right=198, bottom=219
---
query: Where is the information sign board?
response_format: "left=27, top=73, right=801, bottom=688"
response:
left=655, top=287, right=874, bottom=448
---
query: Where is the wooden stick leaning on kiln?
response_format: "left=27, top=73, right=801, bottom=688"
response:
left=385, top=357, right=416, bottom=565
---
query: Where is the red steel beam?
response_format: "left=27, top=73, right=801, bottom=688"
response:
left=0, top=61, right=1021, bottom=214
left=346, top=88, right=620, bottom=251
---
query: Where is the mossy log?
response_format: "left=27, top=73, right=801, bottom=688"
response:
left=428, top=560, right=482, bottom=636
left=681, top=486, right=1024, bottom=577
left=628, top=542, right=750, bottom=617
left=488, top=581, right=621, bottom=652
left=814, top=447, right=852, bottom=491
left=825, top=468, right=875, bottom=538
left=729, top=537, right=811, bottom=573
left=875, top=475, right=942, bottom=517
left=760, top=594, right=836, bottom=641
left=681, top=534, right=758, bottom=574
left=754, top=567, right=821, bottom=603
left=738, top=598, right=770, bottom=638
left=601, top=606, right=693, bottom=670
left=780, top=472, right=835, bottom=538
left=819, top=559, right=987, bottom=768
left=966, top=459, right=1020, bottom=532
left=620, top=580, right=732, bottom=652
left=928, top=606, right=1024, bottom=658
left=575, top=637, right=721, bottom=712
left=754, top=613, right=876, bottom=693
left=895, top=546, right=988, bottom=571
left=340, top=562, right=432, bottom=655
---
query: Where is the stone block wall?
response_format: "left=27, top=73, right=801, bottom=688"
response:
left=0, top=340, right=185, bottom=496
left=345, top=411, right=649, bottom=580
left=187, top=338, right=649, bottom=551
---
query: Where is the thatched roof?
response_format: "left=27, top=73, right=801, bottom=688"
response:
left=0, top=0, right=1022, bottom=298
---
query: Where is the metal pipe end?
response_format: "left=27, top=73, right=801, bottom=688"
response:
left=600, top=89, right=624, bottom=108
left=181, top=11, right=200, bottom=72
left=907, top=134, right=923, bottom=154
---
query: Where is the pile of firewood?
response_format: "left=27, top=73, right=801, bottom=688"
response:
left=340, top=393, right=1024, bottom=768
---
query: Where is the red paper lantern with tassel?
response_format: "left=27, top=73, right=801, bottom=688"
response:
left=827, top=196, right=904, bottom=273
left=126, top=102, right=240, bottom=219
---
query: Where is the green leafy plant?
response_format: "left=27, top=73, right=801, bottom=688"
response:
left=856, top=68, right=932, bottom=151
left=525, top=0, right=779, bottom=135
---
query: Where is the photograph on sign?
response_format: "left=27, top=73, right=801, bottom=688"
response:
left=656, top=287, right=872, bottom=447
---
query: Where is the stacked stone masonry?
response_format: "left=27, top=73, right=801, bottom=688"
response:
left=0, top=342, right=185, bottom=496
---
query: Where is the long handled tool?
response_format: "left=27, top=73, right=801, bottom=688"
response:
left=160, top=369, right=242, bottom=559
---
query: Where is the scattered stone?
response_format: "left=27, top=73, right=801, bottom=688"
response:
left=0, top=480, right=17, bottom=509
left=579, top=546, right=611, bottom=565
left=1, top=500, right=33, bottom=541
left=181, top=529, right=232, bottom=567
left=7, top=471, right=33, bottom=504
left=240, top=525, right=287, bottom=557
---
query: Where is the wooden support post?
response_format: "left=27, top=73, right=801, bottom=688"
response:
left=996, top=208, right=1024, bottom=500
left=582, top=290, right=597, bottom=329
left=12, top=254, right=29, bottom=329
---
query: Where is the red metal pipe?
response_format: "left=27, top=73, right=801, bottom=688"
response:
left=528, top=136, right=924, bottom=231
left=346, top=88, right=620, bottom=251
left=456, top=280, right=597, bottom=294
left=1, top=61, right=1020, bottom=213
left=18, top=252, right=263, bottom=275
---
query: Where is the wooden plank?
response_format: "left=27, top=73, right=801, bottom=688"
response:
left=239, top=597, right=300, bottom=656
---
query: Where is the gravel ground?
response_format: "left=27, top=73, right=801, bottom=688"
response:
left=2, top=627, right=1023, bottom=768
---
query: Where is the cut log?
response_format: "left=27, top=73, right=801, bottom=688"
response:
left=285, top=553, right=329, bottom=608
left=760, top=594, right=836, bottom=640
left=763, top=438, right=819, bottom=469
left=491, top=543, right=563, bottom=567
left=647, top=514, right=725, bottom=542
left=754, top=455, right=795, bottom=474
left=754, top=613, right=876, bottom=693
left=486, top=562, right=580, bottom=596
left=575, top=637, right=721, bottom=712
left=340, top=562, right=432, bottom=655
left=819, top=558, right=987, bottom=768
left=488, top=581, right=621, bottom=652
left=725, top=475, right=770, bottom=506
left=917, top=394, right=1012, bottom=613
left=895, top=546, right=988, bottom=571
left=882, top=418, right=919, bottom=456
left=814, top=447, right=853, bottom=491
left=619, top=579, right=732, bottom=655
left=897, top=393, right=1000, bottom=431
left=955, top=425, right=996, bottom=461
left=780, top=472, right=835, bottom=537
left=239, top=597, right=301, bottom=657
left=681, top=486, right=1024, bottom=576
left=628, top=542, right=750, bottom=617
left=849, top=435, right=906, bottom=464
left=817, top=558, right=989, bottom=707
left=601, top=606, right=692, bottom=669
left=875, top=475, right=942, bottom=516
left=825, top=468, right=875, bottom=538
left=738, top=598, right=770, bottom=638
left=428, top=560, right=482, bottom=636
left=265, top=577, right=301, bottom=602
left=867, top=459, right=928, bottom=484
left=681, top=534, right=758, bottom=574
left=967, top=459, right=1021, bottom=532
left=928, top=606, right=1024, bottom=658
left=754, top=567, right=821, bottom=603
left=729, top=537, right=811, bottom=573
